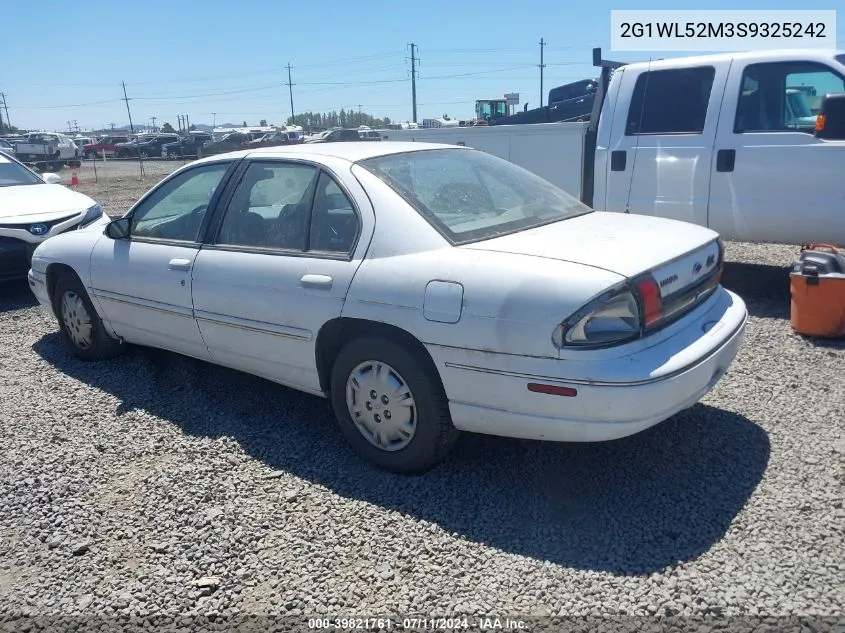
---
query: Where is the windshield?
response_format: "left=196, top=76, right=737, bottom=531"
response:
left=360, top=148, right=592, bottom=244
left=0, top=159, right=42, bottom=187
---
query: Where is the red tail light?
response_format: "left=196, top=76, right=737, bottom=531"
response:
left=636, top=277, right=663, bottom=328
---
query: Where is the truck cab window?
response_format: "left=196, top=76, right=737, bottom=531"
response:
left=625, top=66, right=715, bottom=135
left=735, top=62, right=845, bottom=133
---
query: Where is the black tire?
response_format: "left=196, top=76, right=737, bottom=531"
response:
left=84, top=151, right=93, bottom=160
left=329, top=336, right=459, bottom=474
left=53, top=272, right=124, bottom=361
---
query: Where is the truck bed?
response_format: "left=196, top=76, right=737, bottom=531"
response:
left=378, top=122, right=589, bottom=198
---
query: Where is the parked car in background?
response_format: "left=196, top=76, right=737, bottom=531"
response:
left=15, top=132, right=79, bottom=162
left=72, top=137, right=96, bottom=153
left=0, top=139, right=15, bottom=154
left=27, top=142, right=747, bottom=473
left=114, top=133, right=179, bottom=159
left=161, top=133, right=212, bottom=159
left=358, top=129, right=382, bottom=141
left=82, top=135, right=130, bottom=159
left=199, top=132, right=251, bottom=157
left=307, top=128, right=362, bottom=143
left=0, top=151, right=107, bottom=282
left=244, top=132, right=292, bottom=149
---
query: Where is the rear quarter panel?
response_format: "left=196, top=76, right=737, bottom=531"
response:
left=344, top=165, right=623, bottom=359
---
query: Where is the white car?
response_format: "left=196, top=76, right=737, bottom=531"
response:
left=27, top=143, right=748, bottom=472
left=0, top=152, right=108, bottom=282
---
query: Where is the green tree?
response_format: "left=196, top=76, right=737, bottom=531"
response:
left=259, top=119, right=267, bottom=126
left=188, top=124, right=197, bottom=131
left=160, top=122, right=176, bottom=133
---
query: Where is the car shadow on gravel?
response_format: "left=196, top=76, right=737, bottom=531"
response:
left=0, top=280, right=38, bottom=313
left=720, top=262, right=790, bottom=319
left=34, top=334, right=770, bottom=576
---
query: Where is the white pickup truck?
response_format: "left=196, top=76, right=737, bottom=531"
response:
left=14, top=132, right=81, bottom=169
left=382, top=48, right=845, bottom=246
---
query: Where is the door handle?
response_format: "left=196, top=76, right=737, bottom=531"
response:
left=610, top=150, right=626, bottom=171
left=301, top=274, right=333, bottom=289
left=716, top=149, right=735, bottom=172
left=168, top=258, right=192, bottom=271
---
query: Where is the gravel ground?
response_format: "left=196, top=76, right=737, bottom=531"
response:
left=1, top=166, right=843, bottom=630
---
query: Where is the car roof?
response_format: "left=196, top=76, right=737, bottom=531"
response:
left=203, top=141, right=466, bottom=164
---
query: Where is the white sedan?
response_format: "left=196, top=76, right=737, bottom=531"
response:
left=28, top=142, right=747, bottom=472
left=1, top=152, right=108, bottom=282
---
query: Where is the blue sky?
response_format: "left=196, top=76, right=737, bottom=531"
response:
left=2, top=0, right=841, bottom=131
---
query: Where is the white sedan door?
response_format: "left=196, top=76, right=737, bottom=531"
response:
left=90, top=161, right=235, bottom=359
left=190, top=159, right=373, bottom=394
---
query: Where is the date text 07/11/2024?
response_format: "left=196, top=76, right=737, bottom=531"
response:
left=307, top=617, right=529, bottom=630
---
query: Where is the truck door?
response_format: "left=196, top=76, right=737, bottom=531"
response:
left=709, top=59, right=845, bottom=244
left=602, top=62, right=728, bottom=227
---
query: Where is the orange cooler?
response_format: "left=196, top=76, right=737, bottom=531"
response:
left=789, top=244, right=845, bottom=338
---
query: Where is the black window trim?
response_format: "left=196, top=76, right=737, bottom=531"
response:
left=202, top=157, right=363, bottom=262
left=120, top=158, right=241, bottom=248
left=624, top=65, right=717, bottom=136
left=733, top=60, right=845, bottom=135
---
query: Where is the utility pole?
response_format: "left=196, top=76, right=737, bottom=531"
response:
left=539, top=38, right=546, bottom=108
left=0, top=93, right=9, bottom=132
left=185, top=114, right=190, bottom=130
left=121, top=81, right=135, bottom=134
left=408, top=43, right=418, bottom=123
left=211, top=112, right=216, bottom=131
left=285, top=64, right=295, bottom=123
left=150, top=116, right=157, bottom=132
left=0, top=105, right=4, bottom=135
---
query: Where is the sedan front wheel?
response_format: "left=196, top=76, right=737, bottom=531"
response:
left=53, top=273, right=124, bottom=361
left=330, top=336, right=458, bottom=473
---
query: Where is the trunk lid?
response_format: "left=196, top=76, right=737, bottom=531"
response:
left=462, top=211, right=721, bottom=294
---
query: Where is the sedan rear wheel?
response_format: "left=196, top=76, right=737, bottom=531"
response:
left=346, top=359, right=418, bottom=452
left=53, top=273, right=124, bottom=361
left=330, top=336, right=458, bottom=473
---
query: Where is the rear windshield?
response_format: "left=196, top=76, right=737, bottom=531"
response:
left=359, top=148, right=591, bottom=244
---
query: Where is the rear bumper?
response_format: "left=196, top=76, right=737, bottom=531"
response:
left=429, top=287, right=748, bottom=442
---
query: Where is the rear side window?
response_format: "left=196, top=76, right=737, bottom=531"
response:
left=626, top=66, right=716, bottom=135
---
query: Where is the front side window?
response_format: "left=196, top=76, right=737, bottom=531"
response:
left=361, top=148, right=591, bottom=244
left=626, top=66, right=715, bottom=135
left=735, top=61, right=845, bottom=133
left=131, top=162, right=231, bottom=241
left=216, top=162, right=319, bottom=250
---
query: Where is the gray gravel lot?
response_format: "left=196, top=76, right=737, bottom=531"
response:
left=1, top=162, right=843, bottom=630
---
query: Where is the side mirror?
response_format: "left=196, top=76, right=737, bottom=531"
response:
left=105, top=217, right=131, bottom=240
left=42, top=172, right=62, bottom=184
left=814, top=93, right=845, bottom=140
